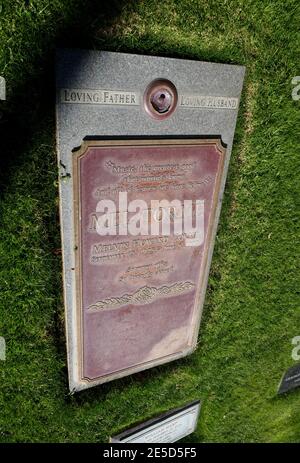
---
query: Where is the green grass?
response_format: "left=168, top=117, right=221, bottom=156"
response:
left=0, top=0, right=300, bottom=443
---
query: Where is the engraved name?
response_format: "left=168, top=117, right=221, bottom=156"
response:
left=60, top=88, right=139, bottom=105
left=180, top=95, right=238, bottom=109
left=89, top=235, right=187, bottom=264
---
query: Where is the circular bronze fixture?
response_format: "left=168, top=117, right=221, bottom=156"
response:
left=144, top=79, right=178, bottom=119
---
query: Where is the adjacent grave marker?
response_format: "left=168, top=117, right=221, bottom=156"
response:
left=110, top=400, right=201, bottom=443
left=56, top=49, right=245, bottom=391
left=278, top=364, right=300, bottom=395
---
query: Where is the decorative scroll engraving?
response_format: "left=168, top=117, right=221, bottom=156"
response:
left=89, top=281, right=195, bottom=311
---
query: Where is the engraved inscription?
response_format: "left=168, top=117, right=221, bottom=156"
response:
left=105, top=160, right=196, bottom=174
left=180, top=94, right=238, bottom=109
left=119, top=261, right=174, bottom=282
left=60, top=88, right=238, bottom=110
left=93, top=177, right=213, bottom=198
left=90, top=235, right=192, bottom=264
left=61, top=88, right=139, bottom=105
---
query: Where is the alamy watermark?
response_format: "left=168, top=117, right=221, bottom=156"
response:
left=92, top=192, right=205, bottom=246
left=291, top=76, right=300, bottom=101
left=0, top=336, right=5, bottom=361
left=0, top=76, right=5, bottom=101
left=291, top=336, right=300, bottom=361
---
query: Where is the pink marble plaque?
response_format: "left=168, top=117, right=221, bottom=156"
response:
left=72, top=138, right=225, bottom=385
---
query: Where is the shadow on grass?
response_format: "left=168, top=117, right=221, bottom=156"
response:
left=0, top=0, right=131, bottom=189
left=0, top=0, right=135, bottom=405
left=0, top=0, right=249, bottom=409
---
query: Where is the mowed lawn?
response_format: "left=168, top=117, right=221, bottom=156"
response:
left=0, top=0, right=299, bottom=443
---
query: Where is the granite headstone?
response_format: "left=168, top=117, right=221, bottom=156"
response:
left=56, top=49, right=245, bottom=392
